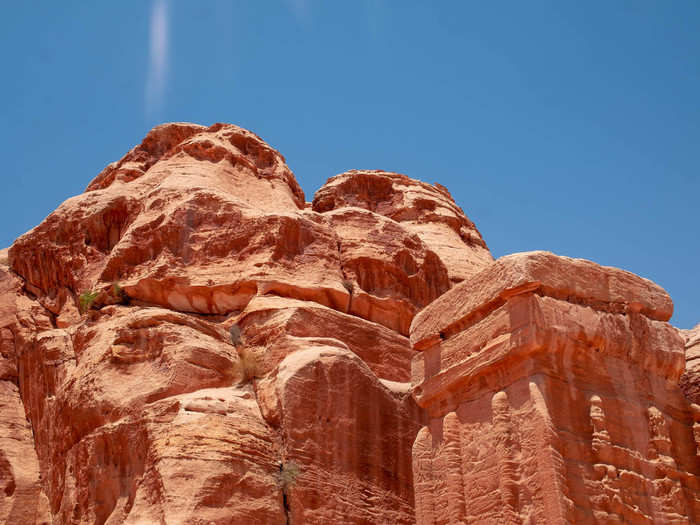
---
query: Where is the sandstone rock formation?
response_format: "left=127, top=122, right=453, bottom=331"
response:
left=0, top=122, right=697, bottom=524
left=0, top=262, right=52, bottom=524
left=0, top=123, right=487, bottom=524
left=680, top=324, right=700, bottom=405
left=312, top=170, right=492, bottom=285
left=411, top=252, right=700, bottom=524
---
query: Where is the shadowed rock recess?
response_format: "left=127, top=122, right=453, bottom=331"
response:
left=0, top=122, right=697, bottom=524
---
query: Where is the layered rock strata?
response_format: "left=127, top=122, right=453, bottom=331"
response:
left=1, top=121, right=698, bottom=524
left=0, top=264, right=52, bottom=524
left=312, top=170, right=492, bottom=285
left=0, top=123, right=490, bottom=524
left=680, top=324, right=700, bottom=405
left=410, top=251, right=700, bottom=524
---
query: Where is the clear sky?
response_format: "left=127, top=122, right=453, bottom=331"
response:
left=1, top=2, right=698, bottom=328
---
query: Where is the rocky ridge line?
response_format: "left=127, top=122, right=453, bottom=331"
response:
left=0, top=122, right=697, bottom=524
left=0, top=122, right=491, bottom=524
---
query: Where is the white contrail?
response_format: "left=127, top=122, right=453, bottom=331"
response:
left=146, top=0, right=169, bottom=119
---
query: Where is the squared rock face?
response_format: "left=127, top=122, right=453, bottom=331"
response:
left=680, top=324, right=700, bottom=405
left=410, top=252, right=700, bottom=525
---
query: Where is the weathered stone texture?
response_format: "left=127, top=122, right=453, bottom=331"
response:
left=312, top=169, right=493, bottom=285
left=2, top=123, right=493, bottom=523
left=0, top=266, right=52, bottom=524
left=411, top=252, right=700, bottom=524
left=680, top=324, right=700, bottom=405
left=1, top=122, right=697, bottom=524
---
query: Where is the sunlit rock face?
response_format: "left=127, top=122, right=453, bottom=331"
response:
left=410, top=252, right=700, bottom=524
left=0, top=265, right=52, bottom=524
left=1, top=122, right=697, bottom=524
left=0, top=122, right=487, bottom=524
left=680, top=324, right=700, bottom=405
left=312, top=169, right=492, bottom=286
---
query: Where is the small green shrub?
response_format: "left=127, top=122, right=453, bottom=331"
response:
left=277, top=462, right=300, bottom=491
left=111, top=282, right=129, bottom=304
left=78, top=290, right=99, bottom=314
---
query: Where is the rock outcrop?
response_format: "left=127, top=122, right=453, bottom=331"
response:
left=0, top=123, right=487, bottom=524
left=411, top=251, right=700, bottom=524
left=312, top=170, right=492, bottom=285
left=0, top=122, right=697, bottom=524
left=0, top=263, right=52, bottom=524
left=680, top=324, right=700, bottom=405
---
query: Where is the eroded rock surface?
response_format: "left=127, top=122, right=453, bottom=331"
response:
left=312, top=170, right=492, bottom=285
left=680, top=323, right=700, bottom=405
left=411, top=252, right=700, bottom=524
left=1, top=122, right=697, bottom=524
left=2, top=123, right=472, bottom=524
left=260, top=346, right=423, bottom=524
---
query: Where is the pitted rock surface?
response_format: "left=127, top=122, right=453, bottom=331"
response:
left=1, top=122, right=697, bottom=524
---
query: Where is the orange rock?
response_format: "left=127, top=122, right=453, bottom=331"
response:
left=411, top=250, right=675, bottom=351
left=263, top=345, right=423, bottom=524
left=313, top=169, right=493, bottom=284
left=4, top=121, right=698, bottom=524
left=9, top=131, right=483, bottom=337
left=0, top=267, right=53, bottom=524
left=0, top=381, right=51, bottom=524
left=231, top=295, right=415, bottom=382
left=411, top=251, right=700, bottom=524
left=3, top=123, right=460, bottom=523
left=13, top=304, right=286, bottom=523
left=324, top=207, right=451, bottom=335
left=10, top=123, right=340, bottom=323
left=228, top=296, right=424, bottom=522
left=680, top=323, right=700, bottom=404
left=86, top=122, right=304, bottom=208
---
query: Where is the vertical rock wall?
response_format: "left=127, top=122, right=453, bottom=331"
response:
left=0, top=263, right=52, bottom=524
left=680, top=324, right=700, bottom=405
left=410, top=252, right=700, bottom=524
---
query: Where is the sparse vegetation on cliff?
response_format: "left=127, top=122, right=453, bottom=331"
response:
left=108, top=282, right=131, bottom=305
left=342, top=279, right=354, bottom=294
left=112, top=282, right=125, bottom=299
left=277, top=462, right=300, bottom=491
left=230, top=324, right=243, bottom=346
left=228, top=324, right=259, bottom=384
left=78, top=290, right=99, bottom=314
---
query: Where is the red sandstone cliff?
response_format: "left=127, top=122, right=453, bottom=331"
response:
left=410, top=252, right=699, bottom=523
left=680, top=324, right=700, bottom=406
left=0, top=122, right=697, bottom=524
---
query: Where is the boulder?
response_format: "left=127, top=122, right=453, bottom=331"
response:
left=313, top=169, right=493, bottom=284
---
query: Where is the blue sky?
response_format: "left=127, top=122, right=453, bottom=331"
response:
left=1, top=1, right=698, bottom=328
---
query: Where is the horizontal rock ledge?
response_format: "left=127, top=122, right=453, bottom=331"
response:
left=410, top=250, right=673, bottom=351
left=411, top=293, right=684, bottom=416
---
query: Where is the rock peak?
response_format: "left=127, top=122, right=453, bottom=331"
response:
left=313, top=168, right=492, bottom=284
left=86, top=121, right=305, bottom=208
